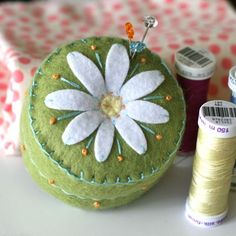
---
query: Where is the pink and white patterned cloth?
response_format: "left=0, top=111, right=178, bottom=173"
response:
left=0, top=0, right=236, bottom=156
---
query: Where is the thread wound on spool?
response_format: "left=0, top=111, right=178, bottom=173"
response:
left=176, top=77, right=210, bottom=154
left=186, top=100, right=236, bottom=228
left=175, top=47, right=216, bottom=154
left=228, top=66, right=236, bottom=190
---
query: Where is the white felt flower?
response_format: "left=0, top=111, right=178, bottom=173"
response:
left=45, top=44, right=169, bottom=162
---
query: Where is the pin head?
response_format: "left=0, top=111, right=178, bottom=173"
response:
left=130, top=41, right=146, bottom=53
left=144, top=16, right=158, bottom=28
left=125, top=22, right=134, bottom=40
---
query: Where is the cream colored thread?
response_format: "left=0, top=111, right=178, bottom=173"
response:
left=188, top=128, right=236, bottom=216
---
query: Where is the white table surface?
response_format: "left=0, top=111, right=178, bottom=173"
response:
left=0, top=155, right=235, bottom=236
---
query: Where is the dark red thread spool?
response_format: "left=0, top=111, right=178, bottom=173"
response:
left=175, top=47, right=216, bottom=155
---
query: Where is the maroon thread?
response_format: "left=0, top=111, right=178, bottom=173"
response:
left=177, top=74, right=210, bottom=154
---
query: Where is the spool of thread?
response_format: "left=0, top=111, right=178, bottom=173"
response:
left=186, top=100, right=236, bottom=228
left=228, top=65, right=236, bottom=190
left=175, top=47, right=216, bottom=155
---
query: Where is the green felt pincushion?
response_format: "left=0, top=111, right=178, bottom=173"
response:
left=20, top=37, right=185, bottom=210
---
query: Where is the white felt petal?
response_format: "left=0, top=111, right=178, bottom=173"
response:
left=62, top=111, right=104, bottom=145
left=94, top=119, right=114, bottom=162
left=114, top=115, right=147, bottom=154
left=124, top=100, right=169, bottom=124
left=105, top=44, right=129, bottom=94
left=120, top=71, right=164, bottom=102
left=67, top=52, right=106, bottom=98
left=45, top=89, right=98, bottom=111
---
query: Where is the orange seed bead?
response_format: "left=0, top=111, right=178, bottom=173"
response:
left=117, top=155, right=124, bottom=162
left=48, top=179, right=55, bottom=185
left=155, top=134, right=163, bottom=141
left=141, top=185, right=148, bottom=191
left=165, top=95, right=172, bottom=101
left=50, top=116, right=57, bottom=125
left=82, top=148, right=88, bottom=157
left=51, top=73, right=61, bottom=80
left=140, top=57, right=146, bottom=64
left=20, top=144, right=25, bottom=153
left=93, top=201, right=101, bottom=209
left=90, top=45, right=97, bottom=51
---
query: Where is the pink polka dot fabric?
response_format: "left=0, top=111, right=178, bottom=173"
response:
left=0, top=0, right=236, bottom=156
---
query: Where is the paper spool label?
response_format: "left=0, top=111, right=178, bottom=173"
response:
left=175, top=46, right=216, bottom=80
left=185, top=200, right=227, bottom=228
left=198, top=100, right=236, bottom=138
left=228, top=66, right=236, bottom=93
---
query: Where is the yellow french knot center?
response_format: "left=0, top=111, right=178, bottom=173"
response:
left=100, top=93, right=122, bottom=117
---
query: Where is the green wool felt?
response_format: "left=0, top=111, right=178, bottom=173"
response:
left=20, top=37, right=186, bottom=210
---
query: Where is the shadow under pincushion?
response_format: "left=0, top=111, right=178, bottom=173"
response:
left=20, top=36, right=186, bottom=209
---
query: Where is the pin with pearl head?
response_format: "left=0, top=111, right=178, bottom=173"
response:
left=142, top=16, right=158, bottom=42
left=125, top=16, right=158, bottom=59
